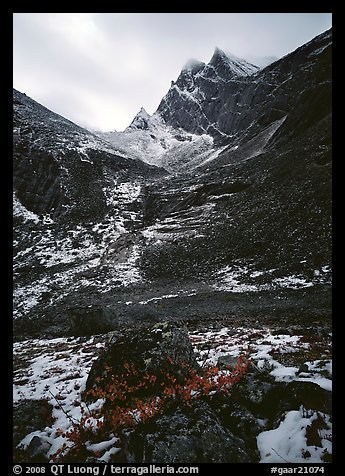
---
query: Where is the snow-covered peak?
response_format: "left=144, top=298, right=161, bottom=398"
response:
left=127, top=107, right=151, bottom=131
left=209, top=47, right=259, bottom=76
left=138, top=106, right=150, bottom=117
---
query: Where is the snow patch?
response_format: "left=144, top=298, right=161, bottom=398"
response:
left=102, top=111, right=218, bottom=170
left=257, top=407, right=332, bottom=463
left=213, top=264, right=331, bottom=293
left=103, top=181, right=141, bottom=207
left=272, top=275, right=314, bottom=289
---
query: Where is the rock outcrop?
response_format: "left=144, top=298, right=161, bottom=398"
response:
left=85, top=322, right=199, bottom=395
left=157, top=30, right=331, bottom=142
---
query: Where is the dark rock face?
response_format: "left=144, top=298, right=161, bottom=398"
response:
left=157, top=30, right=331, bottom=143
left=13, top=143, right=66, bottom=218
left=125, top=401, right=251, bottom=463
left=139, top=28, right=331, bottom=283
left=157, top=48, right=259, bottom=137
left=135, top=31, right=332, bottom=285
left=261, top=381, right=332, bottom=421
left=13, top=400, right=54, bottom=448
left=13, top=89, right=164, bottom=220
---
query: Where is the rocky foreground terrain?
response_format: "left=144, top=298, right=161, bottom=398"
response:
left=14, top=322, right=331, bottom=463
left=13, top=29, right=332, bottom=463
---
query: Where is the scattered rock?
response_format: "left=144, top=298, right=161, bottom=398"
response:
left=25, top=436, right=52, bottom=462
left=102, top=232, right=138, bottom=264
left=222, top=405, right=263, bottom=453
left=233, top=369, right=275, bottom=410
left=297, top=363, right=309, bottom=374
left=216, top=355, right=239, bottom=369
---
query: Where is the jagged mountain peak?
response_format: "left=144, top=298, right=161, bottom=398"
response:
left=209, top=47, right=259, bottom=76
left=138, top=106, right=150, bottom=116
left=127, top=106, right=151, bottom=130
left=209, top=46, right=229, bottom=62
left=156, top=46, right=260, bottom=136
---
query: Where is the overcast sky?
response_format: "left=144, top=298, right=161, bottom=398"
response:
left=13, top=13, right=332, bottom=132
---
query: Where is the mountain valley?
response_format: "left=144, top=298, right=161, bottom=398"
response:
left=13, top=28, right=332, bottom=464
left=13, top=29, right=331, bottom=340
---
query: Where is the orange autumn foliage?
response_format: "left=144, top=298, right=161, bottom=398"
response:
left=52, top=354, right=250, bottom=462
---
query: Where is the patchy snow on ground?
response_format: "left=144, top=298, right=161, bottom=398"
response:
left=13, top=324, right=332, bottom=463
left=138, top=289, right=198, bottom=305
left=257, top=407, right=332, bottom=463
left=189, top=326, right=332, bottom=391
left=103, top=181, right=142, bottom=208
left=272, top=275, right=314, bottom=289
left=189, top=325, right=332, bottom=463
left=213, top=263, right=332, bottom=292
left=13, top=176, right=147, bottom=319
left=13, top=229, right=103, bottom=319
left=13, top=335, right=119, bottom=461
left=68, top=132, right=126, bottom=158
left=213, top=265, right=268, bottom=292
left=101, top=243, right=143, bottom=291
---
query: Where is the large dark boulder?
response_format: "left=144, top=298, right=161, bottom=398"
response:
left=85, top=322, right=199, bottom=397
left=13, top=399, right=54, bottom=448
left=24, top=436, right=52, bottom=463
left=124, top=400, right=252, bottom=463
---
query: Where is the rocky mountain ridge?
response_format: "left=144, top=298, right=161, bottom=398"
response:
left=102, top=29, right=331, bottom=174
